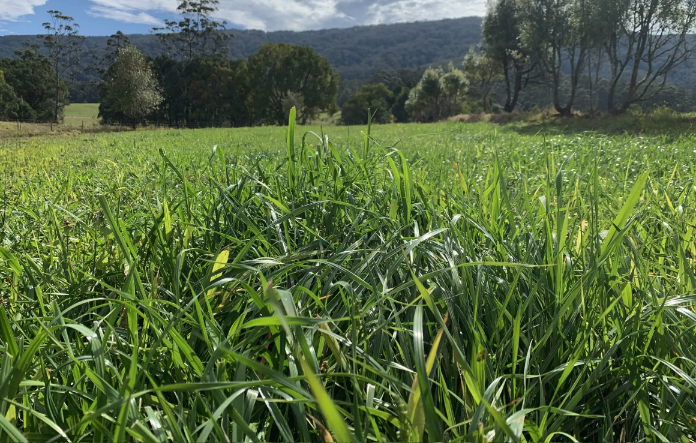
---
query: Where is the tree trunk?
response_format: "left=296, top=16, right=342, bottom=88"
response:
left=504, top=71, right=523, bottom=113
left=607, top=77, right=621, bottom=115
left=54, top=73, right=61, bottom=124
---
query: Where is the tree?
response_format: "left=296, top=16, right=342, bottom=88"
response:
left=153, top=0, right=230, bottom=61
left=391, top=88, right=411, bottom=123
left=364, top=68, right=421, bottom=122
left=482, top=0, right=535, bottom=112
left=341, top=83, right=394, bottom=125
left=406, top=64, right=469, bottom=122
left=518, top=0, right=596, bottom=115
left=463, top=47, right=502, bottom=113
left=599, top=0, right=696, bottom=114
left=184, top=59, right=250, bottom=126
left=100, top=47, right=163, bottom=129
left=41, top=10, right=85, bottom=123
left=247, top=43, right=339, bottom=125
left=105, top=31, right=131, bottom=66
left=0, top=70, right=33, bottom=121
left=0, top=48, right=68, bottom=122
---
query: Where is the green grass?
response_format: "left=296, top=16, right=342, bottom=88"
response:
left=64, top=103, right=100, bottom=128
left=64, top=103, right=100, bottom=119
left=1, top=115, right=695, bottom=442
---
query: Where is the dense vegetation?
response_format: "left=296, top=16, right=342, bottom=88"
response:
left=4, top=0, right=696, bottom=126
left=0, top=48, right=69, bottom=122
left=0, top=17, right=482, bottom=104
left=2, top=6, right=696, bottom=120
left=1, top=113, right=696, bottom=441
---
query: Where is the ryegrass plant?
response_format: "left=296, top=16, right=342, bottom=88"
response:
left=0, top=113, right=695, bottom=442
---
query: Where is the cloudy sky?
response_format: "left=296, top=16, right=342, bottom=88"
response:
left=0, top=0, right=486, bottom=35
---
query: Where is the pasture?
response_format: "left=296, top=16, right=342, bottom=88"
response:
left=0, top=116, right=695, bottom=442
left=64, top=103, right=100, bottom=127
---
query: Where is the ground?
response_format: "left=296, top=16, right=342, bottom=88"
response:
left=0, top=120, right=694, bottom=441
left=64, top=102, right=100, bottom=127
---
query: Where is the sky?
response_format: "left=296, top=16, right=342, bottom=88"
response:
left=0, top=0, right=487, bottom=36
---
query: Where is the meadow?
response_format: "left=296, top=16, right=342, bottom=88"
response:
left=0, top=113, right=695, bottom=442
left=63, top=104, right=101, bottom=128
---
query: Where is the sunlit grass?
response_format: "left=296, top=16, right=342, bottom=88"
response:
left=0, top=115, right=695, bottom=442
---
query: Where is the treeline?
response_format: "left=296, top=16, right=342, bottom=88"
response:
left=100, top=44, right=338, bottom=128
left=0, top=1, right=341, bottom=128
left=341, top=0, right=696, bottom=124
left=97, top=1, right=339, bottom=127
left=0, top=49, right=69, bottom=123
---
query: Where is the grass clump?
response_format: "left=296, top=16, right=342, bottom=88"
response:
left=0, top=112, right=695, bottom=442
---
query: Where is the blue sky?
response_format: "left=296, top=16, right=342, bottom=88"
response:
left=0, top=0, right=487, bottom=36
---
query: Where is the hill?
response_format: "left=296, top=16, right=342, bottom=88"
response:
left=0, top=17, right=484, bottom=101
left=3, top=16, right=696, bottom=107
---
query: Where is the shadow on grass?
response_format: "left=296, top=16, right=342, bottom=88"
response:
left=452, top=109, right=696, bottom=139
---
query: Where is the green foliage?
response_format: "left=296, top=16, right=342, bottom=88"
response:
left=391, top=87, right=411, bottom=123
left=148, top=56, right=250, bottom=127
left=463, top=47, right=502, bottom=113
left=406, top=63, right=468, bottom=121
left=247, top=43, right=339, bottom=125
left=100, top=47, right=163, bottom=129
left=341, top=83, right=394, bottom=125
left=0, top=48, right=68, bottom=122
left=517, top=0, right=594, bottom=115
left=483, top=0, right=534, bottom=112
left=485, top=0, right=696, bottom=114
left=1, top=120, right=696, bottom=441
left=153, top=0, right=230, bottom=61
left=0, top=70, right=33, bottom=121
left=41, top=10, right=85, bottom=123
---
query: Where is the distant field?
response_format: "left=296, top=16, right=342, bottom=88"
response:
left=64, top=103, right=100, bottom=126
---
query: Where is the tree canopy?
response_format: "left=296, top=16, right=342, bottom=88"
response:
left=406, top=64, right=469, bottom=122
left=0, top=48, right=68, bottom=122
left=100, top=46, right=163, bottom=128
left=247, top=43, right=339, bottom=125
left=341, top=83, right=394, bottom=125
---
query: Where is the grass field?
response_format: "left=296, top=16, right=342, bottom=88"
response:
left=64, top=103, right=100, bottom=119
left=64, top=103, right=100, bottom=127
left=1, top=114, right=695, bottom=442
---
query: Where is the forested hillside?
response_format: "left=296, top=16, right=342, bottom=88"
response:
left=0, top=17, right=483, bottom=102
left=2, top=14, right=696, bottom=111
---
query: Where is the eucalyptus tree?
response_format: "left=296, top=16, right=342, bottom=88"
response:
left=600, top=0, right=696, bottom=114
left=100, top=46, right=163, bottom=129
left=463, top=47, right=502, bottom=113
left=247, top=43, right=339, bottom=125
left=482, top=0, right=536, bottom=113
left=153, top=0, right=230, bottom=61
left=519, top=0, right=596, bottom=115
left=406, top=64, right=468, bottom=121
left=40, top=10, right=85, bottom=123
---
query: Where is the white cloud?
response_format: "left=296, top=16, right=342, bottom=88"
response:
left=0, top=0, right=486, bottom=30
left=364, top=0, right=487, bottom=26
left=0, top=0, right=49, bottom=21
left=87, top=6, right=161, bottom=25
left=83, top=0, right=486, bottom=31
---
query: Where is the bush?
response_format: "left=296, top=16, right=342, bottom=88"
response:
left=341, top=83, right=394, bottom=125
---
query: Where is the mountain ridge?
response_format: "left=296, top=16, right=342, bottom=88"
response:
left=3, top=16, right=695, bottom=106
left=0, top=17, right=484, bottom=84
